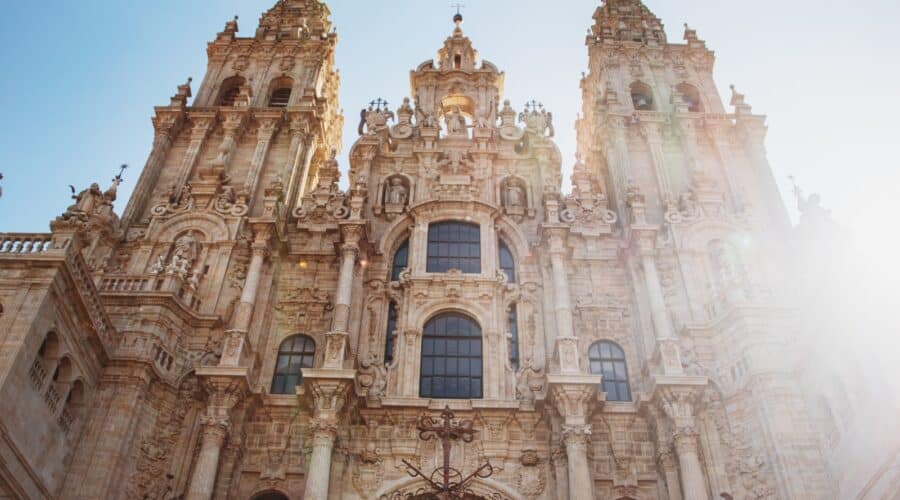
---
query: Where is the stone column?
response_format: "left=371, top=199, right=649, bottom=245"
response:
left=547, top=379, right=602, bottom=500
left=221, top=226, right=271, bottom=366
left=631, top=226, right=683, bottom=374
left=172, top=112, right=216, bottom=202
left=121, top=109, right=182, bottom=227
left=332, top=243, right=358, bottom=334
left=561, top=424, right=594, bottom=500
left=657, top=383, right=710, bottom=500
left=300, top=373, right=354, bottom=500
left=241, top=112, right=281, bottom=204
left=640, top=122, right=673, bottom=202
left=672, top=428, right=707, bottom=500
left=658, top=448, right=683, bottom=500
left=185, top=374, right=246, bottom=500
left=545, top=229, right=581, bottom=373
left=305, top=419, right=339, bottom=500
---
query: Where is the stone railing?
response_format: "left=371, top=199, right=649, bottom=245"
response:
left=99, top=276, right=153, bottom=293
left=0, top=233, right=54, bottom=254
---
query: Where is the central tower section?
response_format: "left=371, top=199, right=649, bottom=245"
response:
left=349, top=14, right=563, bottom=406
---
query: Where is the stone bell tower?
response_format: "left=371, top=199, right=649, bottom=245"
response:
left=577, top=0, right=830, bottom=498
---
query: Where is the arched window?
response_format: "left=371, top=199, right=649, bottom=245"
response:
left=498, top=240, right=516, bottom=283
left=384, top=302, right=398, bottom=365
left=507, top=305, right=520, bottom=370
left=217, top=76, right=246, bottom=107
left=391, top=239, right=409, bottom=281
left=630, top=82, right=655, bottom=111
left=420, top=313, right=482, bottom=399
left=589, top=341, right=632, bottom=402
left=270, top=335, right=316, bottom=395
left=426, top=222, right=481, bottom=274
left=677, top=83, right=704, bottom=113
left=269, top=87, right=292, bottom=107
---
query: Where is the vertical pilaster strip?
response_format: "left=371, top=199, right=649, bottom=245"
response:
left=242, top=112, right=281, bottom=203
left=121, top=109, right=182, bottom=227
left=173, top=112, right=216, bottom=201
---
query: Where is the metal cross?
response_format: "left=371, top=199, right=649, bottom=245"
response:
left=369, top=98, right=388, bottom=111
left=451, top=2, right=465, bottom=16
left=525, top=100, right=543, bottom=113
left=114, top=164, right=128, bottom=182
left=402, top=406, right=493, bottom=499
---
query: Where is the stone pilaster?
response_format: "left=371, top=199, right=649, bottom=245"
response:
left=172, top=112, right=216, bottom=203
left=651, top=376, right=710, bottom=500
left=543, top=227, right=580, bottom=374
left=221, top=224, right=272, bottom=367
left=185, top=368, right=248, bottom=500
left=300, top=370, right=354, bottom=500
left=325, top=223, right=366, bottom=370
left=241, top=112, right=282, bottom=204
left=547, top=375, right=603, bottom=500
left=121, top=108, right=183, bottom=227
left=630, top=222, right=684, bottom=376
left=639, top=120, right=673, bottom=203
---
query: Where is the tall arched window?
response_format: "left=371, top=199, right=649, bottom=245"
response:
left=426, top=222, right=481, bottom=274
left=420, top=313, right=483, bottom=399
left=391, top=239, right=409, bottom=281
left=498, top=240, right=516, bottom=283
left=508, top=305, right=520, bottom=370
left=589, top=341, right=632, bottom=402
left=271, top=335, right=316, bottom=395
left=269, top=88, right=292, bottom=107
left=384, top=302, right=398, bottom=365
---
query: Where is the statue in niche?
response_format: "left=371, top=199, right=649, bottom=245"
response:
left=505, top=180, right=526, bottom=209
left=172, top=231, right=199, bottom=265
left=415, top=99, right=438, bottom=128
left=386, top=177, right=408, bottom=206
left=444, top=105, right=469, bottom=137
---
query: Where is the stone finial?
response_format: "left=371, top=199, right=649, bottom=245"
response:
left=170, top=77, right=192, bottom=107
left=729, top=84, right=752, bottom=114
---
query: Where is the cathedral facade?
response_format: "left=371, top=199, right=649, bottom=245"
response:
left=0, top=1, right=870, bottom=499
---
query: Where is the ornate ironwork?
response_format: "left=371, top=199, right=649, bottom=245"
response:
left=401, top=406, right=493, bottom=499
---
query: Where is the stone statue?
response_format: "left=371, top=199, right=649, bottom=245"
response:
left=505, top=181, right=525, bottom=209
left=386, top=178, right=408, bottom=206
left=444, top=106, right=468, bottom=136
left=357, top=352, right=387, bottom=399
left=172, top=231, right=198, bottom=265
left=149, top=255, right=166, bottom=274
left=67, top=183, right=103, bottom=216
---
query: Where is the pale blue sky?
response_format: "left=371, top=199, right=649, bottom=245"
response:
left=1, top=0, right=898, bottom=233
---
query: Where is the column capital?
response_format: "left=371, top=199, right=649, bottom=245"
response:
left=308, top=417, right=340, bottom=444
left=547, top=375, right=603, bottom=424
left=561, top=424, right=592, bottom=450
left=301, top=370, right=355, bottom=420
left=339, top=221, right=367, bottom=247
left=649, top=376, right=708, bottom=429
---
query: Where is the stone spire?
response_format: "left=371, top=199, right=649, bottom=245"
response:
left=589, top=0, right=667, bottom=46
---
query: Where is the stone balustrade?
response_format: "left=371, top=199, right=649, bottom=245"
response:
left=0, top=233, right=54, bottom=254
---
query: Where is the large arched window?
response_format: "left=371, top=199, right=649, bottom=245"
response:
left=420, top=313, right=483, bottom=399
left=426, top=222, right=481, bottom=274
left=391, top=239, right=409, bottom=281
left=589, top=341, right=632, bottom=402
left=498, top=240, right=516, bottom=283
left=268, top=77, right=293, bottom=107
left=271, top=335, right=316, bottom=395
left=384, top=302, right=398, bottom=365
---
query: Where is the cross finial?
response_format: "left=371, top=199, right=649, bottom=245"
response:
left=451, top=2, right=465, bottom=26
left=114, top=164, right=128, bottom=183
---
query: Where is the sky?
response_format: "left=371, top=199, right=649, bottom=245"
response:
left=1, top=0, right=898, bottom=234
